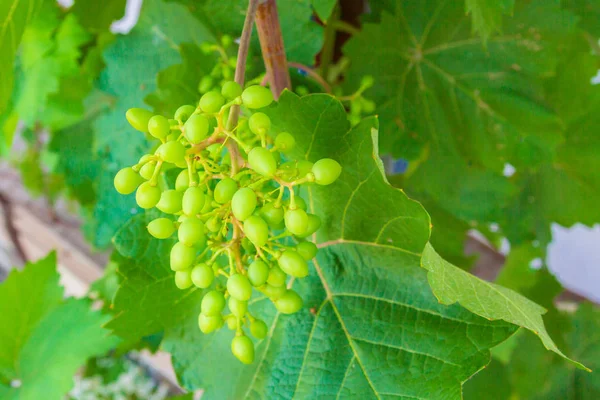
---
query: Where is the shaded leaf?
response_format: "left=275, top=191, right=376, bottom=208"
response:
left=465, top=0, right=515, bottom=41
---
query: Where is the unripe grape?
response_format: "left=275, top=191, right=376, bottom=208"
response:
left=114, top=167, right=143, bottom=194
left=199, top=91, right=225, bottom=113
left=198, top=75, right=214, bottom=94
left=248, top=260, right=269, bottom=287
left=275, top=290, right=303, bottom=314
left=278, top=250, right=309, bottom=278
left=248, top=112, right=271, bottom=135
left=148, top=115, right=170, bottom=139
left=175, top=270, right=193, bottom=290
left=157, top=141, right=186, bottom=164
left=227, top=273, right=253, bottom=301
left=184, top=114, right=209, bottom=144
left=126, top=108, right=153, bottom=132
left=221, top=34, right=233, bottom=48
left=362, top=98, right=376, bottom=113
left=361, top=75, right=374, bottom=88
left=191, top=263, right=214, bottom=288
left=174, top=105, right=196, bottom=122
left=267, top=266, right=286, bottom=287
left=260, top=203, right=284, bottom=227
left=228, top=297, right=248, bottom=318
left=241, top=86, right=273, bottom=109
left=275, top=132, right=295, bottom=152
left=201, top=290, right=226, bottom=315
left=147, top=218, right=176, bottom=239
left=231, top=188, right=257, bottom=221
left=285, top=196, right=307, bottom=211
left=170, top=241, right=196, bottom=271
left=221, top=81, right=242, bottom=99
left=284, top=208, right=308, bottom=236
left=248, top=147, right=277, bottom=177
left=206, top=216, right=221, bottom=233
left=261, top=284, right=287, bottom=299
left=312, top=158, right=342, bottom=185
left=250, top=319, right=268, bottom=339
left=156, top=189, right=183, bottom=214
left=231, top=335, right=255, bottom=364
left=296, top=241, right=318, bottom=260
left=178, top=218, right=206, bottom=247
left=182, top=186, right=206, bottom=215
left=214, top=178, right=238, bottom=203
left=198, top=313, right=223, bottom=333
left=243, top=216, right=269, bottom=247
left=296, top=213, right=321, bottom=238
left=136, top=182, right=161, bottom=209
left=175, top=169, right=190, bottom=191
left=297, top=160, right=313, bottom=178
left=139, top=162, right=155, bottom=180
left=226, top=315, right=238, bottom=330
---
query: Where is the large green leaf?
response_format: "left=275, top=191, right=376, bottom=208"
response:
left=421, top=243, right=584, bottom=369
left=104, top=93, right=519, bottom=399
left=85, top=0, right=215, bottom=248
left=465, top=0, right=515, bottom=41
left=0, top=253, right=118, bottom=399
left=0, top=0, right=44, bottom=113
left=71, top=0, right=127, bottom=32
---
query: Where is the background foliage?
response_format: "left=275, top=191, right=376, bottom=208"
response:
left=1, top=0, right=599, bottom=399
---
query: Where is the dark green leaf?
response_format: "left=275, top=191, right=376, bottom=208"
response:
left=465, top=0, right=515, bottom=41
left=71, top=0, right=127, bottom=32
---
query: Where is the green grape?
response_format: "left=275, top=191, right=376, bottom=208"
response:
left=221, top=81, right=242, bottom=99
left=241, top=85, right=273, bottom=109
left=126, top=108, right=153, bottom=132
left=175, top=270, right=193, bottom=290
left=284, top=208, right=308, bottom=236
left=139, top=162, right=155, bottom=180
left=198, top=75, right=214, bottom=94
left=296, top=213, right=321, bottom=238
left=362, top=98, right=376, bottom=113
left=184, top=114, right=210, bottom=144
left=261, top=284, right=286, bottom=299
left=138, top=154, right=153, bottom=163
left=206, top=216, right=221, bottom=233
left=250, top=319, right=268, bottom=339
left=275, top=290, right=303, bottom=314
left=274, top=132, right=295, bottom=152
left=296, top=241, right=318, bottom=260
left=231, top=188, right=257, bottom=221
left=157, top=141, right=186, bottom=164
left=278, top=250, right=308, bottom=278
left=226, top=315, right=237, bottom=330
left=156, top=190, right=183, bottom=214
left=248, top=260, right=269, bottom=286
left=214, top=178, right=238, bottom=204
left=136, top=182, right=161, bottom=209
left=227, top=273, right=253, bottom=301
left=170, top=241, right=196, bottom=271
left=297, top=160, right=313, bottom=178
left=198, top=313, right=223, bottom=334
left=221, top=34, right=233, bottom=48
left=201, top=193, right=214, bottom=214
left=231, top=335, right=255, bottom=364
left=260, top=203, right=284, bottom=227
left=148, top=115, right=170, bottom=139
left=114, top=167, right=143, bottom=194
left=199, top=91, right=225, bottom=113
left=175, top=169, right=190, bottom=191
left=201, top=290, right=226, bottom=315
left=243, top=216, right=269, bottom=247
left=147, top=218, right=175, bottom=239
left=248, top=113, right=271, bottom=135
left=312, top=158, right=342, bottom=185
left=174, top=105, right=196, bottom=122
left=182, top=186, right=206, bottom=215
left=191, top=263, right=214, bottom=288
left=267, top=266, right=286, bottom=287
left=361, top=75, right=374, bottom=88
left=285, top=196, right=307, bottom=211
left=178, top=218, right=206, bottom=247
left=228, top=297, right=248, bottom=318
left=248, top=147, right=277, bottom=177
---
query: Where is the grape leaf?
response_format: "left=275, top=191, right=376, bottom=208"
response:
left=0, top=253, right=118, bottom=399
left=86, top=0, right=215, bottom=248
left=71, top=0, right=127, bottom=32
left=465, top=0, right=515, bottom=41
left=312, top=0, right=337, bottom=22
left=462, top=358, right=511, bottom=400
left=421, top=243, right=585, bottom=369
left=148, top=93, right=518, bottom=399
left=562, top=0, right=600, bottom=36
left=0, top=0, right=44, bottom=113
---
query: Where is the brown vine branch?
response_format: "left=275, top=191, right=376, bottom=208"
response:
left=0, top=193, right=27, bottom=264
left=289, top=62, right=331, bottom=93
left=255, top=0, right=292, bottom=98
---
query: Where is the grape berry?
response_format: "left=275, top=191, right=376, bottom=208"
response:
left=114, top=81, right=341, bottom=364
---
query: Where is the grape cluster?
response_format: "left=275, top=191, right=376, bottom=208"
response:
left=113, top=81, right=341, bottom=364
left=336, top=75, right=375, bottom=126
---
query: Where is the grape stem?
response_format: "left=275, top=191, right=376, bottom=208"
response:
left=289, top=62, right=331, bottom=93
